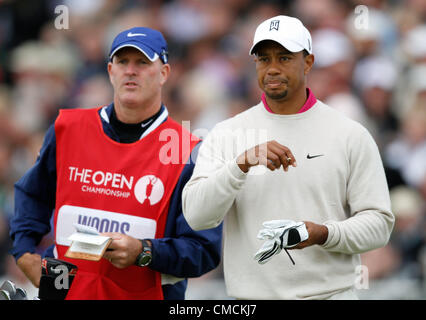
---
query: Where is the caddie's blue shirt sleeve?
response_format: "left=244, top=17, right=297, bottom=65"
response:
left=9, top=124, right=57, bottom=260
left=149, top=142, right=223, bottom=278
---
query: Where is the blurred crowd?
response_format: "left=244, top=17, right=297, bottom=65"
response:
left=0, top=0, right=425, bottom=299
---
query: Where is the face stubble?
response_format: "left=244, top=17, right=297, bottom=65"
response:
left=263, top=78, right=289, bottom=101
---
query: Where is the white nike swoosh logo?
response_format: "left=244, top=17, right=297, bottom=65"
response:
left=127, top=32, right=147, bottom=37
left=141, top=119, right=153, bottom=127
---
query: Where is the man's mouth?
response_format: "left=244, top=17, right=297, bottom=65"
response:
left=124, top=81, right=138, bottom=88
left=265, top=79, right=287, bottom=89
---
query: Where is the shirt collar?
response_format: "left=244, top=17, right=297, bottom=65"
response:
left=261, top=88, right=317, bottom=114
left=100, top=103, right=169, bottom=140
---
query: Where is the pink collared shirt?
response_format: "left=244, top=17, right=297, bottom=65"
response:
left=261, top=88, right=317, bottom=114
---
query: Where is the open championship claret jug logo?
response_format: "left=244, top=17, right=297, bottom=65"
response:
left=134, top=175, right=164, bottom=205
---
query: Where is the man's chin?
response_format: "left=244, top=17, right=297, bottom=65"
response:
left=265, top=90, right=288, bottom=100
left=119, top=94, right=142, bottom=106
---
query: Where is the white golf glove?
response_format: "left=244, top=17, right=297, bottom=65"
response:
left=254, top=220, right=309, bottom=265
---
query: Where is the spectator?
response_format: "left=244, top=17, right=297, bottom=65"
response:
left=385, top=105, right=426, bottom=188
left=353, top=55, right=399, bottom=151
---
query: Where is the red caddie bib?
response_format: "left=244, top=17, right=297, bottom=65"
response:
left=53, top=107, right=199, bottom=300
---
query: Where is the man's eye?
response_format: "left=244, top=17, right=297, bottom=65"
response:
left=280, top=56, right=291, bottom=61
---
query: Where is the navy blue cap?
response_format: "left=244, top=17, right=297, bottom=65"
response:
left=109, top=27, right=169, bottom=64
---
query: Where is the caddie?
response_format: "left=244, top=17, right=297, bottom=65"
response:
left=10, top=26, right=222, bottom=300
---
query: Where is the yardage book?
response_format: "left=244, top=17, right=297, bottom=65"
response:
left=65, top=223, right=112, bottom=261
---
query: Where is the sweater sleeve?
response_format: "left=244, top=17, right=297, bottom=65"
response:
left=182, top=124, right=248, bottom=231
left=321, top=126, right=395, bottom=254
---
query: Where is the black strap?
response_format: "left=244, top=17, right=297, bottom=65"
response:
left=284, top=248, right=296, bottom=265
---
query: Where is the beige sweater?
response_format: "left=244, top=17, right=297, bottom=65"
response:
left=182, top=100, right=394, bottom=299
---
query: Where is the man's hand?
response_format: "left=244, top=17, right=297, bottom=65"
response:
left=16, top=253, right=42, bottom=288
left=101, top=233, right=143, bottom=269
left=236, top=140, right=297, bottom=173
left=289, top=221, right=328, bottom=250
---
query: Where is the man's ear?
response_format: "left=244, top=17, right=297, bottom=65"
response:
left=160, top=63, right=171, bottom=85
left=107, top=61, right=113, bottom=81
left=304, top=54, right=314, bottom=75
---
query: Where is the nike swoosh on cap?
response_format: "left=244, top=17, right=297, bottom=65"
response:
left=127, top=32, right=147, bottom=37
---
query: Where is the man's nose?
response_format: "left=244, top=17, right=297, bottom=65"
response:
left=124, top=62, right=137, bottom=75
left=266, top=59, right=281, bottom=75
